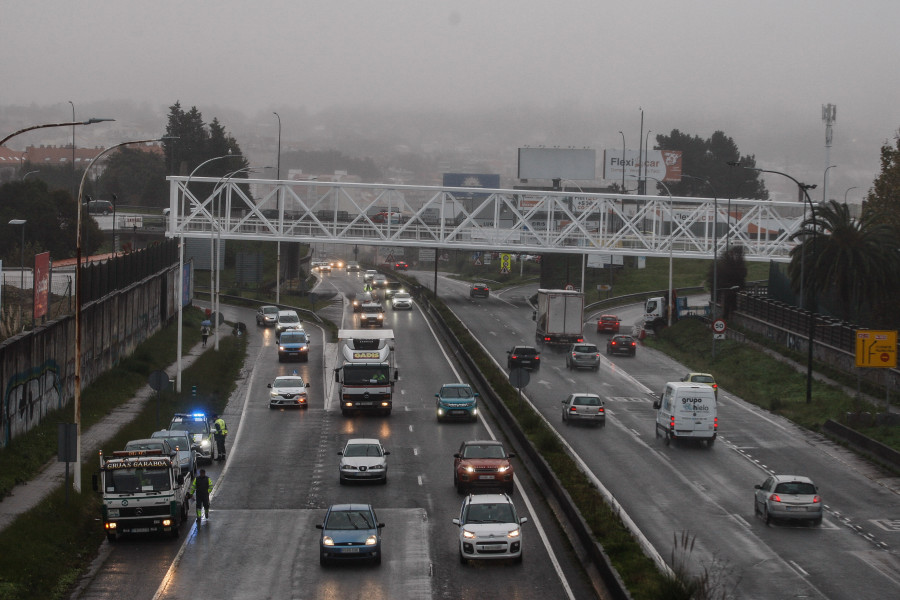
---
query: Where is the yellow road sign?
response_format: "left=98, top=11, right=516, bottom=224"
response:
left=855, top=330, right=897, bottom=368
left=500, top=253, right=511, bottom=273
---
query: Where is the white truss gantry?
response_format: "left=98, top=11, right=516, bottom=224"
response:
left=167, top=176, right=804, bottom=262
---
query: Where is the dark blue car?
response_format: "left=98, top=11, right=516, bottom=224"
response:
left=317, top=503, right=384, bottom=566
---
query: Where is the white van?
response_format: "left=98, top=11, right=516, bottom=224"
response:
left=653, top=382, right=718, bottom=446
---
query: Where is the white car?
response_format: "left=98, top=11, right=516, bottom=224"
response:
left=275, top=310, right=303, bottom=337
left=150, top=429, right=197, bottom=476
left=338, top=438, right=389, bottom=484
left=364, top=270, right=378, bottom=283
left=268, top=374, right=311, bottom=409
left=453, top=493, right=526, bottom=564
left=391, top=292, right=412, bottom=310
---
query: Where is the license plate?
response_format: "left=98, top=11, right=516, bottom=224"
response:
left=451, top=410, right=466, bottom=415
left=131, top=527, right=151, bottom=533
left=340, top=547, right=360, bottom=553
left=478, top=475, right=495, bottom=480
left=357, top=401, right=373, bottom=406
left=785, top=506, right=804, bottom=511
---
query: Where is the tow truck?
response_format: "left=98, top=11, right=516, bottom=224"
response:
left=93, top=448, right=191, bottom=541
left=334, top=329, right=398, bottom=417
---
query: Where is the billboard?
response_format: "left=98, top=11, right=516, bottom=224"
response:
left=33, top=252, right=50, bottom=320
left=517, top=148, right=596, bottom=180
left=603, top=149, right=682, bottom=183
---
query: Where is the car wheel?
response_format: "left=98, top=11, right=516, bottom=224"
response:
left=107, top=532, right=117, bottom=543
left=381, top=475, right=387, bottom=485
left=339, top=476, right=345, bottom=485
left=278, top=356, right=283, bottom=363
left=373, top=553, right=382, bottom=565
left=320, top=555, right=328, bottom=567
left=707, top=437, right=715, bottom=447
left=812, top=516, right=822, bottom=526
left=763, top=505, right=772, bottom=525
left=664, top=431, right=671, bottom=446
left=753, top=499, right=760, bottom=516
left=606, top=348, right=611, bottom=355
left=514, top=551, right=523, bottom=564
left=341, top=409, right=350, bottom=417
left=459, top=550, right=467, bottom=565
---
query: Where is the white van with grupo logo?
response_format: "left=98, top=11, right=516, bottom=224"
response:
left=653, top=381, right=718, bottom=446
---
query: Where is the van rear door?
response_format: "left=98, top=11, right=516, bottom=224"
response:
left=674, top=388, right=716, bottom=437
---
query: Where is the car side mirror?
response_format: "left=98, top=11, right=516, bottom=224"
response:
left=754, top=485, right=761, bottom=490
left=474, top=393, right=479, bottom=397
left=507, top=453, right=517, bottom=459
left=453, top=453, right=461, bottom=459
left=452, top=518, right=461, bottom=526
left=435, top=394, right=440, bottom=398
left=177, top=474, right=185, bottom=485
left=306, top=383, right=310, bottom=388
left=653, top=400, right=661, bottom=409
left=334, top=370, right=340, bottom=383
left=316, top=524, right=324, bottom=530
left=507, top=350, right=512, bottom=355
left=393, top=369, right=399, bottom=381
left=519, top=517, right=528, bottom=525
left=384, top=451, right=390, bottom=455
left=267, top=383, right=273, bottom=388
left=377, top=522, right=385, bottom=528
left=532, top=310, right=536, bottom=321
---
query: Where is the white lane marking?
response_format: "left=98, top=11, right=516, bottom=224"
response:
left=417, top=475, right=423, bottom=486
left=419, top=306, right=577, bottom=600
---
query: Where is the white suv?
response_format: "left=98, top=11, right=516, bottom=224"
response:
left=452, top=493, right=526, bottom=564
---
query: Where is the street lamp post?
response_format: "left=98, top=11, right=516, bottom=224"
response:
left=823, top=165, right=837, bottom=203
left=111, top=194, right=117, bottom=254
left=22, top=170, right=39, bottom=180
left=8, top=219, right=26, bottom=291
left=0, top=118, right=114, bottom=147
left=73, top=136, right=171, bottom=493
left=628, top=174, right=674, bottom=325
left=68, top=101, right=76, bottom=200
left=273, top=112, right=282, bottom=303
left=728, top=161, right=818, bottom=404
left=844, top=186, right=857, bottom=204
left=682, top=174, right=720, bottom=358
left=618, top=131, right=626, bottom=194
left=175, top=153, right=243, bottom=392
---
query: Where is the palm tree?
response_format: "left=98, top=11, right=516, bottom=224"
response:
left=788, top=200, right=900, bottom=322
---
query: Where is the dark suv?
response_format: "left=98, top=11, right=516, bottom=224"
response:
left=507, top=345, right=540, bottom=371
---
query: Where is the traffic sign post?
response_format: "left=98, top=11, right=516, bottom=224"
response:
left=855, top=330, right=897, bottom=368
left=712, top=319, right=727, bottom=334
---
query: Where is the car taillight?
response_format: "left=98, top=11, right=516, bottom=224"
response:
left=713, top=417, right=718, bottom=430
left=569, top=406, right=578, bottom=412
left=598, top=407, right=604, bottom=413
left=576, top=337, right=583, bottom=342
left=769, top=493, right=782, bottom=503
left=571, top=353, right=577, bottom=358
left=594, top=354, right=600, bottom=358
left=511, top=355, right=518, bottom=360
left=611, top=341, right=617, bottom=346
left=812, top=496, right=821, bottom=503
left=534, top=356, right=540, bottom=360
left=669, top=415, right=675, bottom=430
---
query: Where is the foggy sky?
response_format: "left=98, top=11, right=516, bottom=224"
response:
left=2, top=0, right=899, bottom=202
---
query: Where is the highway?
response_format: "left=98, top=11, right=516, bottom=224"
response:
left=77, top=269, right=600, bottom=600
left=417, top=271, right=900, bottom=599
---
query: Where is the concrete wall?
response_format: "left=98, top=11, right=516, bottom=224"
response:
left=0, top=264, right=182, bottom=449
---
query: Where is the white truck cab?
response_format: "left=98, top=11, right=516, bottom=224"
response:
left=653, top=381, right=718, bottom=446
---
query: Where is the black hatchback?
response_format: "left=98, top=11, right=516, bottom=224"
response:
left=607, top=335, right=637, bottom=357
left=507, top=345, right=540, bottom=371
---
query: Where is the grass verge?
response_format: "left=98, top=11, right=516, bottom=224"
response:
left=0, top=315, right=247, bottom=600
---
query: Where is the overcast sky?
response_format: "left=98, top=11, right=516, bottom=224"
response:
left=3, top=0, right=899, bottom=201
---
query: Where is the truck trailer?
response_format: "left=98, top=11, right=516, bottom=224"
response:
left=534, top=289, right=584, bottom=346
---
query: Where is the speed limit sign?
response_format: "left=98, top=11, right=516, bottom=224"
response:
left=712, top=319, right=727, bottom=333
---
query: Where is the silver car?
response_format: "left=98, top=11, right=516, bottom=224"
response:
left=565, top=343, right=601, bottom=371
left=256, top=305, right=279, bottom=327
left=338, top=438, right=389, bottom=484
left=754, top=475, right=823, bottom=525
left=150, top=429, right=197, bottom=476
left=561, top=393, right=606, bottom=426
left=453, top=493, right=526, bottom=564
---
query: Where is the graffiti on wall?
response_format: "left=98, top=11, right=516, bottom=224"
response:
left=2, top=360, right=63, bottom=448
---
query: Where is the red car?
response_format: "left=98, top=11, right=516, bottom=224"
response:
left=394, top=261, right=408, bottom=270
left=453, top=440, right=516, bottom=495
left=596, top=315, right=621, bottom=333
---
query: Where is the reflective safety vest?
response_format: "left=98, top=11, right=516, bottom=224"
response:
left=214, top=417, right=228, bottom=436
left=189, top=475, right=213, bottom=500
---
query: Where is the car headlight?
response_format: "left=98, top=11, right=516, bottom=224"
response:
left=462, top=529, right=476, bottom=539
left=365, top=535, right=378, bottom=546
left=497, top=464, right=510, bottom=473
left=437, top=408, right=444, bottom=416
left=279, top=346, right=286, bottom=351
left=341, top=464, right=355, bottom=471
left=270, top=390, right=279, bottom=398
left=464, top=465, right=474, bottom=473
left=323, top=536, right=334, bottom=546
left=507, top=528, right=520, bottom=539
left=200, top=439, right=211, bottom=450
left=369, top=464, right=385, bottom=471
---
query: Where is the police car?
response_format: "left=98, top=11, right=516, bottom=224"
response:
left=169, top=412, right=216, bottom=464
left=268, top=373, right=311, bottom=409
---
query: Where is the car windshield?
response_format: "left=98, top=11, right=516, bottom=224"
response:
left=326, top=509, right=375, bottom=530
left=342, top=365, right=390, bottom=384
left=172, top=420, right=207, bottom=435
left=441, top=386, right=472, bottom=398
left=344, top=444, right=383, bottom=457
left=462, top=444, right=506, bottom=459
left=573, top=396, right=600, bottom=406
left=280, top=315, right=300, bottom=324
left=280, top=333, right=307, bottom=343
left=774, top=481, right=817, bottom=495
left=263, top=307, right=278, bottom=315
left=574, top=345, right=596, bottom=353
left=513, top=347, right=536, bottom=355
left=158, top=436, right=187, bottom=451
left=108, top=467, right=171, bottom=493
left=125, top=441, right=168, bottom=452
left=465, top=503, right=515, bottom=524
left=275, top=378, right=304, bottom=388
left=394, top=293, right=410, bottom=300
left=691, top=375, right=715, bottom=383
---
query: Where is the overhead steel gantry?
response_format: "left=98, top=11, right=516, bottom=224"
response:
left=166, top=176, right=804, bottom=262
